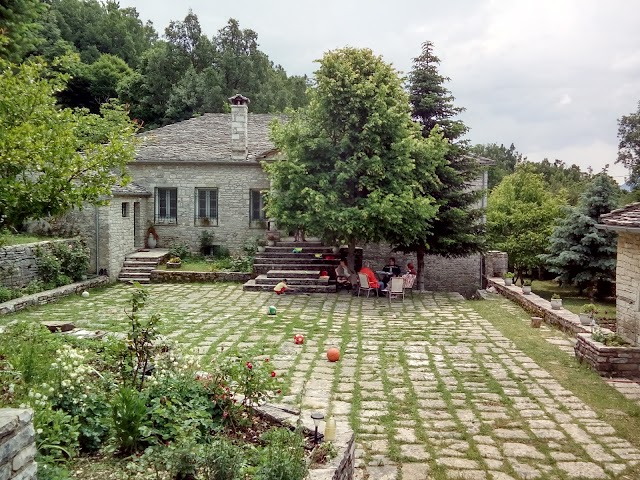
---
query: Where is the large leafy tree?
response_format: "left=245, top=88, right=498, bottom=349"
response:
left=0, top=0, right=47, bottom=62
left=399, top=41, right=484, bottom=289
left=0, top=58, right=138, bottom=230
left=617, top=100, right=640, bottom=189
left=540, top=173, right=620, bottom=297
left=266, top=47, right=441, bottom=269
left=471, top=143, right=522, bottom=190
left=487, top=165, right=566, bottom=281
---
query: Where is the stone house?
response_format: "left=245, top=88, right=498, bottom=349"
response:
left=598, top=202, right=640, bottom=345
left=71, top=94, right=491, bottom=294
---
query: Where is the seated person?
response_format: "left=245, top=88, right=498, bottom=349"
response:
left=274, top=279, right=295, bottom=295
left=359, top=263, right=386, bottom=292
left=406, top=262, right=417, bottom=275
left=382, top=257, right=402, bottom=277
left=335, top=259, right=354, bottom=289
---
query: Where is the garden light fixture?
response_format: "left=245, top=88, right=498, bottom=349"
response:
left=311, top=412, right=324, bottom=444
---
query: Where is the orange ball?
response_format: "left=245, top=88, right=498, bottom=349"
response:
left=326, top=347, right=340, bottom=362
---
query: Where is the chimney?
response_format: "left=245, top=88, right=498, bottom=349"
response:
left=229, top=94, right=250, bottom=160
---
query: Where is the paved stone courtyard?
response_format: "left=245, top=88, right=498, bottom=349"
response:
left=3, top=283, right=640, bottom=479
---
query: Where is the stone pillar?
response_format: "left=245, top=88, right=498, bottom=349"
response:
left=484, top=251, right=508, bottom=278
left=229, top=94, right=249, bottom=161
left=0, top=409, right=37, bottom=480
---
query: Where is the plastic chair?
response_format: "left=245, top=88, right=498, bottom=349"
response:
left=388, top=277, right=405, bottom=305
left=403, top=274, right=416, bottom=296
left=357, top=273, right=378, bottom=297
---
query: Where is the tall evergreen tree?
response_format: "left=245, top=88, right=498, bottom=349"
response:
left=540, top=173, right=620, bottom=297
left=400, top=41, right=484, bottom=290
left=617, top=100, right=640, bottom=189
left=0, top=0, right=47, bottom=62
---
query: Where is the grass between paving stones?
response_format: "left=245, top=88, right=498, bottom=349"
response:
left=471, top=299, right=640, bottom=479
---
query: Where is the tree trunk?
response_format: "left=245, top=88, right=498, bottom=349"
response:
left=417, top=245, right=425, bottom=292
left=347, top=239, right=357, bottom=274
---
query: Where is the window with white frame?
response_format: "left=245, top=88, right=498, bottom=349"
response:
left=155, top=188, right=177, bottom=224
left=195, top=188, right=218, bottom=226
left=250, top=189, right=267, bottom=224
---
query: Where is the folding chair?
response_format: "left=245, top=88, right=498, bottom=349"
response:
left=388, top=277, right=405, bottom=305
left=403, top=274, right=416, bottom=296
left=357, top=273, right=378, bottom=297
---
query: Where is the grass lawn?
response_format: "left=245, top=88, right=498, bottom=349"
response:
left=156, top=258, right=212, bottom=271
left=0, top=232, right=56, bottom=246
left=531, top=279, right=616, bottom=319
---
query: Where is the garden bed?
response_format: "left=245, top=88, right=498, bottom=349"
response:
left=150, top=269, right=253, bottom=283
left=575, top=331, right=640, bottom=377
left=0, top=276, right=109, bottom=315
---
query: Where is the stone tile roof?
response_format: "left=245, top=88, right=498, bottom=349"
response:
left=599, top=202, right=640, bottom=229
left=135, top=113, right=284, bottom=163
left=112, top=182, right=152, bottom=197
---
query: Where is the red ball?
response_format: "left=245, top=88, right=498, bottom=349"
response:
left=327, top=347, right=340, bottom=362
left=294, top=334, right=304, bottom=345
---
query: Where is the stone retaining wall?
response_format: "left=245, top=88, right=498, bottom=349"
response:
left=575, top=333, right=640, bottom=377
left=150, top=270, right=253, bottom=283
left=0, top=409, right=37, bottom=480
left=0, top=276, right=110, bottom=315
left=486, top=277, right=588, bottom=335
left=484, top=251, right=508, bottom=279
left=0, top=239, right=79, bottom=289
left=255, top=403, right=355, bottom=480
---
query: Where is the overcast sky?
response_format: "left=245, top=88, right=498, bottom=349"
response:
left=120, top=0, right=640, bottom=183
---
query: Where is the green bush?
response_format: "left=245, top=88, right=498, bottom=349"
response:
left=254, top=428, right=308, bottom=480
left=0, top=286, right=13, bottom=303
left=169, top=242, right=191, bottom=260
left=35, top=241, right=89, bottom=285
left=111, top=387, right=148, bottom=454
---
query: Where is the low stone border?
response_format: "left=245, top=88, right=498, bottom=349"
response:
left=0, top=276, right=110, bottom=315
left=150, top=270, right=253, bottom=283
left=255, top=403, right=355, bottom=480
left=0, top=408, right=37, bottom=479
left=575, top=332, right=640, bottom=377
left=486, top=277, right=588, bottom=335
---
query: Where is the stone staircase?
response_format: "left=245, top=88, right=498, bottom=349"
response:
left=118, top=249, right=169, bottom=284
left=243, top=240, right=339, bottom=293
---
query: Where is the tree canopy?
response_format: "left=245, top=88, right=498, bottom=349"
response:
left=487, top=165, right=566, bottom=280
left=266, top=47, right=443, bottom=269
left=617, top=100, right=640, bottom=189
left=540, top=173, right=620, bottom=297
left=0, top=58, right=138, bottom=230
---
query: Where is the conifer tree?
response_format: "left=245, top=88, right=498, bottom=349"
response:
left=540, top=173, right=620, bottom=297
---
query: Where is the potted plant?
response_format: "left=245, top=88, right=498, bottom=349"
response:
left=146, top=224, right=159, bottom=249
left=167, top=256, right=182, bottom=268
left=579, top=303, right=598, bottom=326
left=522, top=279, right=532, bottom=295
left=504, top=272, right=514, bottom=286
left=266, top=233, right=276, bottom=247
left=550, top=294, right=562, bottom=310
left=257, top=239, right=267, bottom=253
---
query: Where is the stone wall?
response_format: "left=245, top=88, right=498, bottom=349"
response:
left=362, top=243, right=482, bottom=297
left=0, top=239, right=80, bottom=289
left=128, top=163, right=270, bottom=254
left=575, top=332, right=640, bottom=377
left=0, top=409, right=37, bottom=480
left=486, top=277, right=588, bottom=335
left=63, top=196, right=148, bottom=280
left=254, top=403, right=355, bottom=480
left=150, top=270, right=253, bottom=283
left=0, top=276, right=109, bottom=315
left=484, top=251, right=508, bottom=278
left=615, top=232, right=640, bottom=345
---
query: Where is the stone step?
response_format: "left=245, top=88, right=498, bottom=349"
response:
left=120, top=266, right=157, bottom=272
left=254, top=257, right=340, bottom=265
left=272, top=241, right=325, bottom=248
left=123, top=259, right=159, bottom=267
left=118, top=277, right=151, bottom=284
left=254, top=275, right=329, bottom=286
left=266, top=270, right=321, bottom=278
left=254, top=263, right=337, bottom=275
left=242, top=279, right=336, bottom=293
left=117, top=270, right=153, bottom=278
left=257, top=252, right=339, bottom=259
